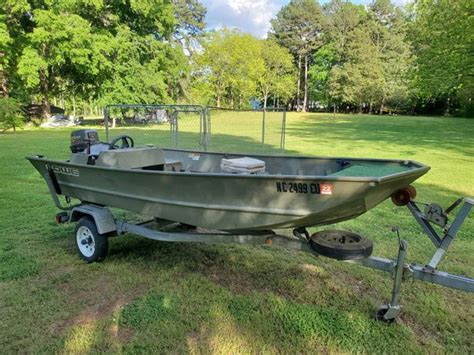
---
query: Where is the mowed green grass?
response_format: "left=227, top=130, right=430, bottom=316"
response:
left=0, top=113, right=473, bottom=353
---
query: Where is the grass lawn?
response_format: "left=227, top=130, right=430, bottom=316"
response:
left=0, top=112, right=473, bottom=353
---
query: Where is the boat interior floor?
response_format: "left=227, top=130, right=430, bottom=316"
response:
left=69, top=146, right=418, bottom=178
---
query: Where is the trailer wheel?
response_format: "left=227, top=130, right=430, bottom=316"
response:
left=309, top=230, right=373, bottom=260
left=75, top=217, right=108, bottom=263
left=375, top=305, right=396, bottom=323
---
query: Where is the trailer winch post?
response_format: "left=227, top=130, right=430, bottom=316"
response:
left=407, top=198, right=473, bottom=269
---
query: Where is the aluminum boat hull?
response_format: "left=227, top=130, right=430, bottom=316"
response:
left=27, top=149, right=430, bottom=231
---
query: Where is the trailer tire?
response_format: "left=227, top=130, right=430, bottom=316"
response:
left=375, top=305, right=396, bottom=323
left=309, top=230, right=373, bottom=260
left=75, top=217, right=108, bottom=263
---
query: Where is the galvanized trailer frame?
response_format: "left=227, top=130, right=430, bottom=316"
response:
left=59, top=195, right=474, bottom=322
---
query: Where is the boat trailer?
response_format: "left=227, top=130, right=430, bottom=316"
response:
left=53, top=190, right=473, bottom=322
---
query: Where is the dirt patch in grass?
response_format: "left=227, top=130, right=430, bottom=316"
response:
left=50, top=273, right=144, bottom=336
left=109, top=323, right=135, bottom=344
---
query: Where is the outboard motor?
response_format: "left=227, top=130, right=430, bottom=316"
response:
left=70, top=129, right=100, bottom=153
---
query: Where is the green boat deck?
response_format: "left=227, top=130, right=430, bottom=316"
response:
left=331, top=163, right=411, bottom=177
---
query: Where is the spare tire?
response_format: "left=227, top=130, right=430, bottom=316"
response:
left=309, top=230, right=373, bottom=260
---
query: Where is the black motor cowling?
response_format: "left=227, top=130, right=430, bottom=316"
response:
left=70, top=129, right=100, bottom=153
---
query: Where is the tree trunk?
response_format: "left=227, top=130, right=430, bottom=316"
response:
left=39, top=69, right=51, bottom=117
left=89, top=97, right=93, bottom=116
left=0, top=52, right=8, bottom=97
left=72, top=96, right=76, bottom=116
left=302, top=55, right=308, bottom=113
left=0, top=73, right=7, bottom=97
left=216, top=94, right=221, bottom=108
left=263, top=89, right=268, bottom=110
left=296, top=54, right=301, bottom=111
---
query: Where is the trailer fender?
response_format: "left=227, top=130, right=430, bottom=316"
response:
left=70, top=205, right=116, bottom=235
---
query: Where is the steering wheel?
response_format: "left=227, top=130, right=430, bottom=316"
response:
left=109, top=135, right=134, bottom=150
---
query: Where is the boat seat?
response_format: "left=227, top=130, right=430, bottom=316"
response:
left=95, top=147, right=166, bottom=169
left=221, top=157, right=266, bottom=174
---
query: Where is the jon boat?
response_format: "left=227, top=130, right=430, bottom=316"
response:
left=27, top=129, right=473, bottom=322
left=27, top=129, right=430, bottom=231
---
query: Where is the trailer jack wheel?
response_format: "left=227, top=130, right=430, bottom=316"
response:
left=75, top=217, right=108, bottom=263
left=375, top=304, right=397, bottom=323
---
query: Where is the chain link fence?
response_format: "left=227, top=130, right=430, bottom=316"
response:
left=207, top=107, right=286, bottom=154
left=103, top=104, right=286, bottom=154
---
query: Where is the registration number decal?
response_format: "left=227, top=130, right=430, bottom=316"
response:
left=276, top=182, right=333, bottom=195
left=276, top=181, right=333, bottom=195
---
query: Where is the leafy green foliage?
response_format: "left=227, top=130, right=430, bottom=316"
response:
left=4, top=0, right=196, bottom=115
left=323, top=0, right=411, bottom=113
left=173, top=0, right=206, bottom=50
left=258, top=40, right=296, bottom=108
left=409, top=0, right=473, bottom=116
left=0, top=0, right=472, bottom=116
left=270, top=0, right=324, bottom=111
left=195, top=29, right=264, bottom=108
left=0, top=97, right=24, bottom=131
left=270, top=0, right=324, bottom=57
left=192, top=31, right=296, bottom=108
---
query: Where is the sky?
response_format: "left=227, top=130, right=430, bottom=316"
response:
left=201, top=0, right=408, bottom=38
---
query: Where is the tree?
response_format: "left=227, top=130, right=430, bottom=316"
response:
left=308, top=44, right=337, bottom=107
left=0, top=0, right=31, bottom=98
left=325, top=0, right=411, bottom=113
left=17, top=10, right=99, bottom=116
left=409, top=0, right=473, bottom=116
left=172, top=0, right=206, bottom=51
left=196, top=29, right=264, bottom=108
left=6, top=0, right=184, bottom=117
left=369, top=0, right=412, bottom=113
left=0, top=14, right=11, bottom=97
left=323, top=0, right=365, bottom=61
left=270, top=0, right=324, bottom=112
left=0, top=97, right=24, bottom=132
left=258, top=40, right=296, bottom=109
left=328, top=24, right=385, bottom=113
